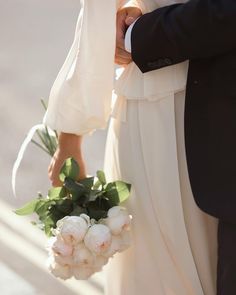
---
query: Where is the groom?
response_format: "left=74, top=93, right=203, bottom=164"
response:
left=116, top=0, right=236, bottom=294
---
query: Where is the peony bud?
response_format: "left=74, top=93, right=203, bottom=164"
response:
left=49, top=235, right=73, bottom=257
left=57, top=215, right=89, bottom=245
left=102, top=235, right=123, bottom=257
left=105, top=206, right=132, bottom=235
left=84, top=224, right=112, bottom=254
left=53, top=253, right=74, bottom=266
left=47, top=256, right=72, bottom=280
left=73, top=243, right=94, bottom=266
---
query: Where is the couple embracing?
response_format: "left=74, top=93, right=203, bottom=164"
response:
left=45, top=0, right=236, bottom=294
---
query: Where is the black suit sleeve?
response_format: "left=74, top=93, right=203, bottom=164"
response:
left=131, top=0, right=236, bottom=73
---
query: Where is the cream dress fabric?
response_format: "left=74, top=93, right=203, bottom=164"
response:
left=44, top=0, right=219, bottom=294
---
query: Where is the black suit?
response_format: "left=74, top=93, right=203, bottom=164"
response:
left=130, top=0, right=236, bottom=294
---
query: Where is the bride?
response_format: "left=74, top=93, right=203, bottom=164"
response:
left=45, top=0, right=218, bottom=294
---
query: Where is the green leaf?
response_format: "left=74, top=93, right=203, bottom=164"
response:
left=114, top=181, right=131, bottom=203
left=43, top=215, right=56, bottom=236
left=48, top=206, right=65, bottom=224
left=88, top=189, right=100, bottom=202
left=93, top=180, right=102, bottom=190
left=63, top=178, right=86, bottom=202
left=15, top=199, right=40, bottom=216
left=70, top=206, right=87, bottom=216
left=104, top=182, right=115, bottom=191
left=48, top=187, right=66, bottom=199
left=56, top=199, right=73, bottom=214
left=87, top=200, right=107, bottom=220
left=96, top=170, right=106, bottom=185
left=104, top=189, right=120, bottom=207
left=79, top=177, right=94, bottom=190
left=35, top=200, right=56, bottom=218
left=59, top=158, right=80, bottom=182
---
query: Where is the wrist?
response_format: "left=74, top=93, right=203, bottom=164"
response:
left=58, top=132, right=83, bottom=149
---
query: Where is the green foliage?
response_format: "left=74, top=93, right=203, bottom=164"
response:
left=31, top=99, right=58, bottom=157
left=15, top=158, right=132, bottom=237
left=59, top=158, right=80, bottom=182
left=96, top=170, right=106, bottom=185
left=15, top=199, right=40, bottom=216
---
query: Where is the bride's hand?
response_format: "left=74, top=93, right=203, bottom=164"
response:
left=48, top=133, right=87, bottom=187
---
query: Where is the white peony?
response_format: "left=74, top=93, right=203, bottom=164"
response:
left=54, top=254, right=74, bottom=266
left=102, top=235, right=123, bottom=257
left=105, top=206, right=132, bottom=235
left=73, top=243, right=95, bottom=266
left=102, top=230, right=132, bottom=257
left=49, top=235, right=73, bottom=257
left=57, top=215, right=89, bottom=245
left=84, top=224, right=112, bottom=254
left=47, top=256, right=72, bottom=280
left=73, top=266, right=95, bottom=280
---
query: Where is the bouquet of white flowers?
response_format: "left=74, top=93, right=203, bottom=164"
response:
left=16, top=157, right=132, bottom=280
left=14, top=101, right=132, bottom=280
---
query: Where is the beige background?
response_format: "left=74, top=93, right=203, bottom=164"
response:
left=0, top=1, right=108, bottom=294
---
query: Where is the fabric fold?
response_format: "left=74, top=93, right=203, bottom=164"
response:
left=44, top=0, right=117, bottom=135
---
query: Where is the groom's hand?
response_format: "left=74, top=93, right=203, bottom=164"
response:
left=115, top=6, right=142, bottom=66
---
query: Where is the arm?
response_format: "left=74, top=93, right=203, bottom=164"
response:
left=45, top=0, right=117, bottom=184
left=44, top=0, right=117, bottom=135
left=130, top=0, right=236, bottom=72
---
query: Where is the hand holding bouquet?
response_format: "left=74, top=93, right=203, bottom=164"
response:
left=15, top=157, right=132, bottom=280
left=13, top=101, right=132, bottom=280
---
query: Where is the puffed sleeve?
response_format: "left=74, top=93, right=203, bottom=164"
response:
left=43, top=0, right=117, bottom=135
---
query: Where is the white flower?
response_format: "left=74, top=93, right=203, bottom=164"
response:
left=48, top=235, right=73, bottom=257
left=73, top=243, right=94, bottom=266
left=73, top=266, right=95, bottom=280
left=102, top=235, right=123, bottom=257
left=54, top=254, right=74, bottom=266
left=84, top=224, right=112, bottom=254
left=47, top=256, right=72, bottom=280
left=105, top=206, right=132, bottom=235
left=57, top=215, right=89, bottom=245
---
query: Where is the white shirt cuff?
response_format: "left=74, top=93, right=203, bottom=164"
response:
left=124, top=18, right=139, bottom=53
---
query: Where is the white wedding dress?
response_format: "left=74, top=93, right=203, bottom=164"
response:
left=44, top=0, right=218, bottom=294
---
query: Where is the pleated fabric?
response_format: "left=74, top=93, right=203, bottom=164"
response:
left=103, top=91, right=218, bottom=295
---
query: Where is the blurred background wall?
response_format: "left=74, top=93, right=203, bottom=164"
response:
left=0, top=1, right=108, bottom=294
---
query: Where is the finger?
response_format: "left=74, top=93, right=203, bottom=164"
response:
left=125, top=7, right=142, bottom=26
left=115, top=54, right=131, bottom=63
left=116, top=10, right=128, bottom=50
left=115, top=53, right=132, bottom=65
left=116, top=25, right=126, bottom=50
left=115, top=55, right=132, bottom=65
left=116, top=46, right=131, bottom=58
left=125, top=16, right=136, bottom=26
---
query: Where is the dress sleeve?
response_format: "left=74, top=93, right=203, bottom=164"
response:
left=119, top=0, right=147, bottom=12
left=43, top=0, right=117, bottom=136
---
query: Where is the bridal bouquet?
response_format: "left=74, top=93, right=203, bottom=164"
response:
left=14, top=101, right=132, bottom=280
